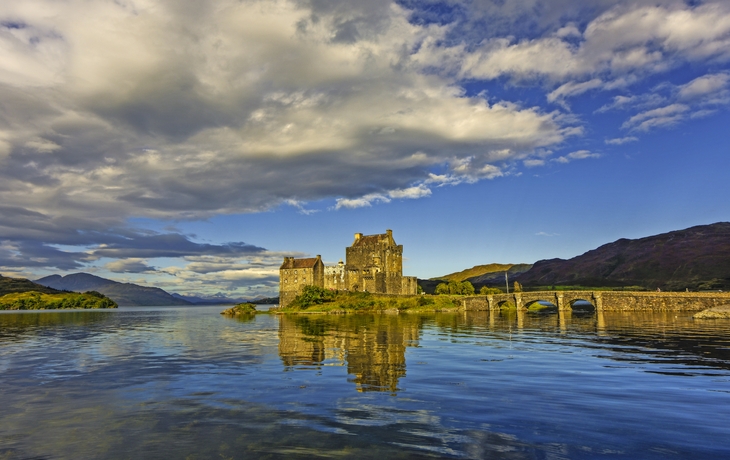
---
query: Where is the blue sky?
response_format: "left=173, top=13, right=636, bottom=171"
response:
left=1, top=0, right=729, bottom=298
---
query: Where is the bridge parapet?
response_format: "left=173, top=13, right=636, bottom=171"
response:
left=461, top=291, right=730, bottom=312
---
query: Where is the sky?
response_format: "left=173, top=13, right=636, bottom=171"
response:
left=1, top=0, right=729, bottom=298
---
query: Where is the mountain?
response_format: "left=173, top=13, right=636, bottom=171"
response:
left=171, top=293, right=240, bottom=305
left=514, top=222, right=730, bottom=291
left=171, top=293, right=280, bottom=305
left=0, top=274, right=63, bottom=296
left=432, top=263, right=533, bottom=283
left=36, top=273, right=191, bottom=306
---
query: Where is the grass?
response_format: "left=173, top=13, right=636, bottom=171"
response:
left=0, top=291, right=118, bottom=310
left=276, top=290, right=463, bottom=314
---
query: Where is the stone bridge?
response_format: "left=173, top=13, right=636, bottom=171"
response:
left=461, top=291, right=730, bottom=312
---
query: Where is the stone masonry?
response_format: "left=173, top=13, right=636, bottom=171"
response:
left=279, top=230, right=418, bottom=307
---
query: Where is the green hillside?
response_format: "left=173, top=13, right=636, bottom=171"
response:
left=433, top=263, right=532, bottom=283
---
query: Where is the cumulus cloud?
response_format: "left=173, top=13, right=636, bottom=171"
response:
left=0, top=0, right=569, bottom=225
left=457, top=2, right=730, bottom=84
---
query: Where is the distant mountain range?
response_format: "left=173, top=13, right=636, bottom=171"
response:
left=33, top=273, right=265, bottom=306
left=170, top=292, right=242, bottom=305
left=36, top=273, right=190, bottom=306
left=514, top=222, right=730, bottom=291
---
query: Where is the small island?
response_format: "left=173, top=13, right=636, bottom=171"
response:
left=269, top=285, right=460, bottom=313
left=220, top=303, right=258, bottom=316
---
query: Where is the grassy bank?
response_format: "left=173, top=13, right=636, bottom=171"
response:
left=0, top=291, right=118, bottom=310
left=276, top=287, right=462, bottom=313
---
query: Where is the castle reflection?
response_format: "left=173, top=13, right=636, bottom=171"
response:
left=278, top=314, right=423, bottom=393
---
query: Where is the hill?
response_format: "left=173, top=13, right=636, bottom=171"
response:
left=0, top=274, right=62, bottom=296
left=36, top=273, right=190, bottom=306
left=432, top=263, right=532, bottom=283
left=515, top=222, right=730, bottom=291
left=419, top=263, right=532, bottom=293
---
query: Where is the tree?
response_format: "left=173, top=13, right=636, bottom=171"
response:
left=458, top=281, right=475, bottom=295
left=480, top=286, right=502, bottom=295
left=435, top=283, right=449, bottom=295
left=435, top=280, right=474, bottom=295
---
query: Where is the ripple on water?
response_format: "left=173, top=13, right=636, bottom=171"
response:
left=1, top=307, right=730, bottom=459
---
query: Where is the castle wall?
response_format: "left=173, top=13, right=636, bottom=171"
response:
left=401, top=276, right=418, bottom=295
left=279, top=256, right=324, bottom=308
left=280, top=230, right=417, bottom=303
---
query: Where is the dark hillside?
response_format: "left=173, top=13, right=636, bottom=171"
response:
left=0, top=275, right=63, bottom=296
left=515, top=222, right=730, bottom=291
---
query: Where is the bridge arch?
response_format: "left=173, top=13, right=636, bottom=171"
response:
left=566, top=298, right=596, bottom=312
left=524, top=299, right=558, bottom=313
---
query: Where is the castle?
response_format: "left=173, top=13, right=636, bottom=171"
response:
left=279, top=229, right=418, bottom=307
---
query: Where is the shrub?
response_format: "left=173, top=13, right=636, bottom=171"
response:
left=290, top=285, right=337, bottom=309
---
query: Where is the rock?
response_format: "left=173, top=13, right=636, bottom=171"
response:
left=693, top=304, right=730, bottom=319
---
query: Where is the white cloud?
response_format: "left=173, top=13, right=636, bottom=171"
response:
left=0, top=0, right=571, bottom=230
left=678, top=72, right=730, bottom=100
left=388, top=185, right=432, bottom=200
left=606, top=136, right=638, bottom=145
left=523, top=159, right=545, bottom=167
left=335, top=194, right=390, bottom=210
left=547, top=78, right=604, bottom=103
left=622, top=103, right=689, bottom=131
left=458, top=3, right=730, bottom=83
left=553, top=150, right=601, bottom=163
left=104, top=258, right=156, bottom=273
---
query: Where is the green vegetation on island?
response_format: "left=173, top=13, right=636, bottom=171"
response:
left=275, top=285, right=462, bottom=313
left=0, top=290, right=118, bottom=310
left=220, top=303, right=258, bottom=316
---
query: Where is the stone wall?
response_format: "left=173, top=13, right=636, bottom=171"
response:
left=279, top=256, right=324, bottom=308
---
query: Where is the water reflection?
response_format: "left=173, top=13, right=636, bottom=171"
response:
left=278, top=310, right=730, bottom=393
left=279, top=314, right=423, bottom=392
left=2, top=307, right=730, bottom=459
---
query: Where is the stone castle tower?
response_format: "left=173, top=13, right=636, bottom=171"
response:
left=279, top=229, right=417, bottom=307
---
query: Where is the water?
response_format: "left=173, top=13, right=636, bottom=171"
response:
left=1, top=306, right=730, bottom=459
